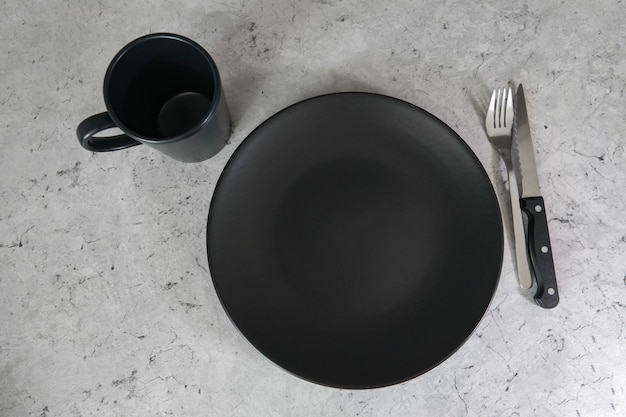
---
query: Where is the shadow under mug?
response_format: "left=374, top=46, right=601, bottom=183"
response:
left=77, top=33, right=231, bottom=163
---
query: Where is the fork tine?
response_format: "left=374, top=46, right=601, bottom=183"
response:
left=485, top=87, right=514, bottom=137
left=495, top=87, right=514, bottom=129
left=496, top=88, right=503, bottom=128
left=497, top=88, right=504, bottom=128
left=505, top=87, right=513, bottom=127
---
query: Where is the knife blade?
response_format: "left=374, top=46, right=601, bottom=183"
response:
left=513, top=84, right=559, bottom=309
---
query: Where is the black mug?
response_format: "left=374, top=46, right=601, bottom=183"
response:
left=77, top=33, right=231, bottom=162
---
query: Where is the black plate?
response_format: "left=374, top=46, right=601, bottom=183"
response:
left=207, top=93, right=503, bottom=389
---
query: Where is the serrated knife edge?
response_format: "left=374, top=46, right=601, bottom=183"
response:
left=513, top=84, right=541, bottom=198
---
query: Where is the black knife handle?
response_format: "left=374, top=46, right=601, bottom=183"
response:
left=521, top=197, right=559, bottom=308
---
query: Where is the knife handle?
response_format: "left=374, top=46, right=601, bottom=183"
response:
left=520, top=197, right=559, bottom=308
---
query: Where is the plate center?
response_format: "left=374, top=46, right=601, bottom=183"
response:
left=275, top=157, right=437, bottom=317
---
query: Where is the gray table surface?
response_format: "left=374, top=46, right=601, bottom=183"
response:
left=2, top=0, right=625, bottom=416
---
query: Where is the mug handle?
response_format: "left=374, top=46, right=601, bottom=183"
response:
left=77, top=112, right=141, bottom=152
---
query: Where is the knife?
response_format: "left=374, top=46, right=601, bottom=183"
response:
left=513, top=84, right=560, bottom=309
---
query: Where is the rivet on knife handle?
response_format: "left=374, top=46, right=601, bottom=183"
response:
left=520, top=196, right=559, bottom=308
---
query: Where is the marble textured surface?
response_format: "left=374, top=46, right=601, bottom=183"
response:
left=1, top=0, right=625, bottom=415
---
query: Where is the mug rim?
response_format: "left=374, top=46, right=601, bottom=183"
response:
left=102, top=32, right=223, bottom=144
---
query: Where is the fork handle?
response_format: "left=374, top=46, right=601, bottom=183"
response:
left=507, top=169, right=534, bottom=289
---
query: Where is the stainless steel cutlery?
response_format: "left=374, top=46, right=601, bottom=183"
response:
left=486, top=85, right=559, bottom=308
left=486, top=87, right=534, bottom=291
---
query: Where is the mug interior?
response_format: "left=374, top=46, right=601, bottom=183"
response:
left=105, top=36, right=217, bottom=140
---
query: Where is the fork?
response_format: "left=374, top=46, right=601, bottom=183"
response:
left=485, top=87, right=533, bottom=289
